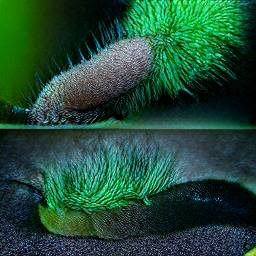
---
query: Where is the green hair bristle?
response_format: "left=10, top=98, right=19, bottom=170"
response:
left=109, top=76, right=162, bottom=118
left=123, top=0, right=246, bottom=97
left=41, top=145, right=178, bottom=212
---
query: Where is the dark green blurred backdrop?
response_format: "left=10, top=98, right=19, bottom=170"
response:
left=0, top=0, right=120, bottom=106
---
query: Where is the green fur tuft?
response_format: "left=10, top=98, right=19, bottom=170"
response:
left=123, top=0, right=246, bottom=97
left=39, top=145, right=179, bottom=237
left=41, top=145, right=178, bottom=212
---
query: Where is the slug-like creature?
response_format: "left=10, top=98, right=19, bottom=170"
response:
left=1, top=0, right=248, bottom=125
left=38, top=145, right=179, bottom=238
left=38, top=145, right=256, bottom=239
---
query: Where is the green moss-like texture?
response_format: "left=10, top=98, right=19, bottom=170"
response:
left=123, top=0, right=246, bottom=97
left=245, top=246, right=256, bottom=256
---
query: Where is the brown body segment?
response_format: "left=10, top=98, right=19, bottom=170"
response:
left=29, top=37, right=153, bottom=125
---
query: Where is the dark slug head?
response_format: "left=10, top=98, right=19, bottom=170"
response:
left=0, top=98, right=30, bottom=124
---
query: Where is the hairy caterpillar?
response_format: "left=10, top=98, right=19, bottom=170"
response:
left=1, top=0, right=249, bottom=125
left=36, top=144, right=256, bottom=239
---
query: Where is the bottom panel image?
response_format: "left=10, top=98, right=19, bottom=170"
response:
left=0, top=130, right=256, bottom=256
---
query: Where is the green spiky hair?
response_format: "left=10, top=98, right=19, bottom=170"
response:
left=122, top=0, right=246, bottom=97
left=39, top=145, right=179, bottom=237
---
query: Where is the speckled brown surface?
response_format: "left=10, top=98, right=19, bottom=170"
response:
left=29, top=38, right=152, bottom=125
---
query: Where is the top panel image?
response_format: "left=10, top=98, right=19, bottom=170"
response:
left=0, top=0, right=255, bottom=129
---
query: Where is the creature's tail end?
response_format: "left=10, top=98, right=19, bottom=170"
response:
left=0, top=98, right=29, bottom=124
